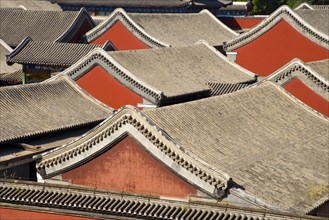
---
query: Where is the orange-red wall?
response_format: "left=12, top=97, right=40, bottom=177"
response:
left=0, top=208, right=94, bottom=220
left=62, top=135, right=198, bottom=198
left=76, top=65, right=143, bottom=109
left=284, top=78, right=329, bottom=117
left=219, top=17, right=264, bottom=30
left=90, top=21, right=150, bottom=50
left=234, top=20, right=329, bottom=76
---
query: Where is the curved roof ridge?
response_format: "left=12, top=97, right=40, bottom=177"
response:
left=85, top=8, right=169, bottom=48
left=267, top=58, right=329, bottom=87
left=55, top=7, right=96, bottom=43
left=224, top=5, right=329, bottom=51
left=294, top=2, right=313, bottom=10
left=50, top=48, right=165, bottom=104
left=6, top=37, right=32, bottom=63
left=196, top=40, right=257, bottom=78
left=37, top=106, right=231, bottom=198
left=199, top=9, right=239, bottom=37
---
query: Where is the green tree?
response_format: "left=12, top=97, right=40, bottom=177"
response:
left=234, top=0, right=329, bottom=14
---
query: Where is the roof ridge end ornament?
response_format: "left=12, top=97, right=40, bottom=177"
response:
left=6, top=37, right=32, bottom=65
left=85, top=8, right=170, bottom=48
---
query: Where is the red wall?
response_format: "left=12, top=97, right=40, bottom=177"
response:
left=284, top=78, right=329, bottom=116
left=91, top=21, right=150, bottom=50
left=219, top=17, right=264, bottom=30
left=63, top=135, right=198, bottom=198
left=76, top=65, right=143, bottom=109
left=0, top=208, right=94, bottom=220
left=234, top=20, right=329, bottom=76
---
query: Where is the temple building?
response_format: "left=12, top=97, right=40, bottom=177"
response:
left=34, top=82, right=328, bottom=216
left=224, top=5, right=329, bottom=76
left=85, top=8, right=238, bottom=50
left=49, top=43, right=256, bottom=109
left=0, top=76, right=113, bottom=181
left=0, top=8, right=95, bottom=48
left=6, top=38, right=115, bottom=83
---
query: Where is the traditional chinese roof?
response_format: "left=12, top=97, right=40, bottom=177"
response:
left=0, top=0, right=61, bottom=11
left=0, top=76, right=113, bottom=144
left=0, top=8, right=95, bottom=47
left=0, top=39, right=22, bottom=85
left=307, top=59, right=329, bottom=81
left=85, top=8, right=238, bottom=47
left=143, top=82, right=329, bottom=213
left=224, top=5, right=329, bottom=52
left=52, top=43, right=255, bottom=105
left=295, top=2, right=329, bottom=10
left=7, top=38, right=115, bottom=67
left=0, top=40, right=21, bottom=75
left=0, top=179, right=321, bottom=220
left=50, top=0, right=231, bottom=8
left=265, top=58, right=329, bottom=100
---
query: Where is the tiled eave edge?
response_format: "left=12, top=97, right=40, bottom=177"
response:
left=49, top=48, right=165, bottom=105
left=36, top=107, right=231, bottom=199
left=265, top=59, right=329, bottom=99
left=6, top=37, right=32, bottom=65
left=1, top=180, right=319, bottom=220
left=84, top=8, right=169, bottom=48
left=0, top=76, right=112, bottom=145
left=55, top=8, right=96, bottom=43
left=223, top=5, right=329, bottom=51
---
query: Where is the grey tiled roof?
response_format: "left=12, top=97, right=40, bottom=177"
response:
left=307, top=59, right=329, bottom=81
left=0, top=0, right=61, bottom=11
left=0, top=76, right=113, bottom=144
left=128, top=10, right=238, bottom=46
left=7, top=40, right=104, bottom=67
left=295, top=9, right=329, bottom=36
left=0, top=179, right=319, bottom=220
left=108, top=44, right=255, bottom=99
left=0, top=9, right=92, bottom=47
left=51, top=0, right=192, bottom=7
left=144, top=82, right=329, bottom=213
left=0, top=41, right=21, bottom=75
left=0, top=71, right=22, bottom=85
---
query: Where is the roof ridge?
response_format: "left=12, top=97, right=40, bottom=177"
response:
left=196, top=40, right=257, bottom=78
left=224, top=5, right=329, bottom=51
left=55, top=7, right=96, bottom=43
left=1, top=179, right=321, bottom=220
left=84, top=8, right=170, bottom=47
left=36, top=106, right=231, bottom=198
left=49, top=48, right=165, bottom=104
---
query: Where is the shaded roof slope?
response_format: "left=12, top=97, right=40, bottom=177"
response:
left=144, top=82, right=329, bottom=213
left=0, top=76, right=113, bottom=144
left=128, top=10, right=238, bottom=46
left=108, top=43, right=255, bottom=98
left=0, top=40, right=21, bottom=74
left=0, top=8, right=93, bottom=47
left=307, top=59, right=329, bottom=81
left=6, top=38, right=112, bottom=67
left=0, top=0, right=61, bottom=11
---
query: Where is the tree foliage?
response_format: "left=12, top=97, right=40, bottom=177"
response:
left=234, top=0, right=329, bottom=14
